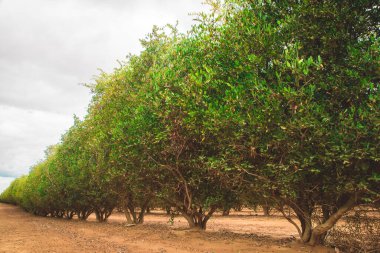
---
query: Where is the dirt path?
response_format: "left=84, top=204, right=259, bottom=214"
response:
left=0, top=204, right=334, bottom=253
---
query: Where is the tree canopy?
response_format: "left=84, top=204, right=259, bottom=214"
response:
left=1, top=0, right=379, bottom=246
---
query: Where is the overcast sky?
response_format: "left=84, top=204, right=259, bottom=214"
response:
left=0, top=0, right=206, bottom=192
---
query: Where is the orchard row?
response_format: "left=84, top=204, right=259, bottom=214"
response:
left=1, top=0, right=379, bottom=247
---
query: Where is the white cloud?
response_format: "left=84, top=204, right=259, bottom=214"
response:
left=0, top=105, right=75, bottom=177
left=0, top=0, right=206, bottom=191
left=0, top=177, right=15, bottom=194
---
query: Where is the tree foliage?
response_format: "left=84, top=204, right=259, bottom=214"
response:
left=1, top=0, right=379, bottom=246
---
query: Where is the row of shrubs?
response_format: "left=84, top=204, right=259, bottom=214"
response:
left=1, top=0, right=379, bottom=249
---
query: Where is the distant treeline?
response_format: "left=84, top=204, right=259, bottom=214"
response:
left=1, top=0, right=379, bottom=247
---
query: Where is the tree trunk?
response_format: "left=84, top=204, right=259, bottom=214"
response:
left=301, top=219, right=312, bottom=243
left=280, top=199, right=313, bottom=243
left=182, top=213, right=207, bottom=229
left=123, top=207, right=134, bottom=224
left=319, top=205, right=331, bottom=242
left=262, top=205, right=271, bottom=216
left=182, top=213, right=196, bottom=228
left=136, top=202, right=148, bottom=224
left=95, top=210, right=103, bottom=222
left=222, top=207, right=230, bottom=216
left=64, top=210, right=75, bottom=219
left=124, top=198, right=150, bottom=225
left=308, top=195, right=357, bottom=246
left=181, top=206, right=216, bottom=230
left=95, top=208, right=113, bottom=222
left=78, top=209, right=93, bottom=220
left=292, top=206, right=313, bottom=243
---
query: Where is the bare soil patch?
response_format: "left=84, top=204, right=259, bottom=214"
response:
left=0, top=204, right=334, bottom=253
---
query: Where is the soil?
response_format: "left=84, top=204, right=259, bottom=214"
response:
left=0, top=203, right=335, bottom=253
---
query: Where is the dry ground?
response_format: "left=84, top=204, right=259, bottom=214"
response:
left=0, top=203, right=335, bottom=253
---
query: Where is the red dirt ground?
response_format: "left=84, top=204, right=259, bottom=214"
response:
left=0, top=203, right=335, bottom=253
